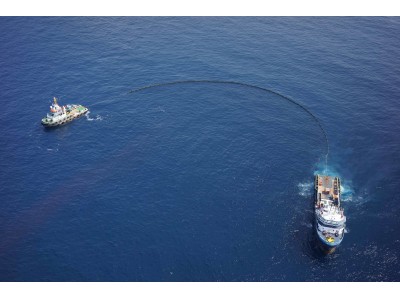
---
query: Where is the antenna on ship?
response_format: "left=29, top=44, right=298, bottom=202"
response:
left=53, top=97, right=58, bottom=104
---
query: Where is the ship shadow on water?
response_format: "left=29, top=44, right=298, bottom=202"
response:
left=42, top=126, right=59, bottom=132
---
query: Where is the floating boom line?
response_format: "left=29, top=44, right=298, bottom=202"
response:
left=126, top=80, right=330, bottom=172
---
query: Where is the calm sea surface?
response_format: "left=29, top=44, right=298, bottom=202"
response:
left=0, top=17, right=399, bottom=281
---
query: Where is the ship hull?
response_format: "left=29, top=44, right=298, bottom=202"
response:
left=314, top=221, right=344, bottom=254
left=41, top=107, right=88, bottom=127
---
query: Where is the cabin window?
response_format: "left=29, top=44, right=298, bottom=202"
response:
left=318, top=220, right=340, bottom=229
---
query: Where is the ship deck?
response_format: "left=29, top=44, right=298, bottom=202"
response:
left=315, top=175, right=340, bottom=204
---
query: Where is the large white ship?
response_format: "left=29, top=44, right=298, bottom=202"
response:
left=314, top=174, right=346, bottom=253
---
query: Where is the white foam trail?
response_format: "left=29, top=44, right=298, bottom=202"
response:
left=339, top=181, right=357, bottom=203
left=156, top=106, right=166, bottom=113
left=86, top=112, right=103, bottom=121
left=313, top=162, right=341, bottom=177
left=312, top=162, right=359, bottom=204
left=340, top=183, right=352, bottom=194
left=298, top=182, right=313, bottom=197
left=301, top=221, right=313, bottom=229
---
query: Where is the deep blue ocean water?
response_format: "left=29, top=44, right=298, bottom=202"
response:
left=0, top=17, right=400, bottom=281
